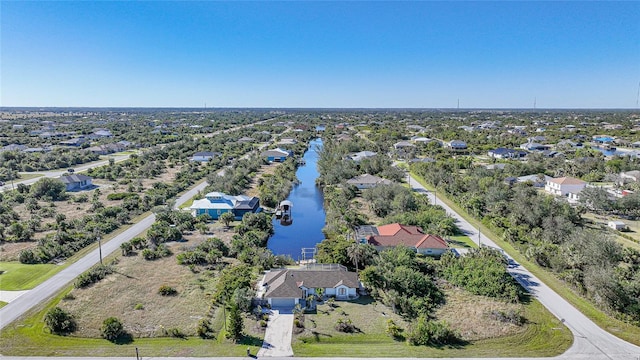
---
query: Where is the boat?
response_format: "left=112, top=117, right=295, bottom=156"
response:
left=278, top=200, right=293, bottom=225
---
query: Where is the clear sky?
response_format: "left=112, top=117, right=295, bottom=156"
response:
left=1, top=1, right=639, bottom=108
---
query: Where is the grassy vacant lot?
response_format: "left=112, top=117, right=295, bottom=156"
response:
left=411, top=172, right=640, bottom=346
left=0, top=262, right=60, bottom=290
left=293, top=293, right=571, bottom=357
left=0, top=301, right=7, bottom=308
left=0, top=285, right=262, bottom=357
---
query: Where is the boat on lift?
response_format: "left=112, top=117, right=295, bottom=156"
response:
left=278, top=200, right=293, bottom=225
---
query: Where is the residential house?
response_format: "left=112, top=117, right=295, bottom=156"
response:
left=278, top=138, right=298, bottom=146
left=485, top=163, right=507, bottom=170
left=608, top=221, right=628, bottom=231
left=544, top=177, right=587, bottom=197
left=189, top=191, right=260, bottom=220
left=365, top=223, right=449, bottom=257
left=92, top=129, right=113, bottom=138
left=346, top=174, right=392, bottom=190
left=261, top=148, right=293, bottom=162
left=393, top=141, right=415, bottom=150
left=445, top=140, right=467, bottom=150
left=1, top=144, right=28, bottom=152
left=488, top=148, right=527, bottom=159
left=517, top=174, right=552, bottom=187
left=59, top=137, right=87, bottom=147
left=190, top=151, right=221, bottom=162
left=520, top=142, right=550, bottom=151
left=620, top=170, right=640, bottom=184
left=59, top=174, right=93, bottom=191
left=237, top=137, right=255, bottom=143
left=258, top=264, right=360, bottom=308
left=347, top=151, right=377, bottom=162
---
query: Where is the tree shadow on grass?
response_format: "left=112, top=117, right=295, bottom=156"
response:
left=112, top=332, right=134, bottom=345
left=239, top=334, right=263, bottom=346
left=349, top=295, right=375, bottom=305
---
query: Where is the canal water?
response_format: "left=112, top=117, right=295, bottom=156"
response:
left=267, top=138, right=326, bottom=260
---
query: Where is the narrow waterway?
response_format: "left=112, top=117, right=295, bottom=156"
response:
left=267, top=138, right=326, bottom=260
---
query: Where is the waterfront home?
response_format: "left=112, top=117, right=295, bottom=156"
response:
left=347, top=151, right=377, bottom=162
left=346, top=173, right=392, bottom=190
left=364, top=223, right=449, bottom=257
left=189, top=192, right=260, bottom=220
left=261, top=148, right=293, bottom=163
left=258, top=264, right=360, bottom=308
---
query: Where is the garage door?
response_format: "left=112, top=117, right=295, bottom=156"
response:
left=270, top=298, right=296, bottom=309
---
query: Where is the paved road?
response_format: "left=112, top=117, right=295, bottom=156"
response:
left=257, top=309, right=294, bottom=357
left=0, top=121, right=275, bottom=330
left=408, top=176, right=640, bottom=360
left=0, top=179, right=209, bottom=330
left=0, top=154, right=132, bottom=192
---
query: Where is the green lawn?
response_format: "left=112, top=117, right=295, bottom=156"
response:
left=292, top=297, right=571, bottom=357
left=0, top=301, right=7, bottom=309
left=410, top=172, right=640, bottom=347
left=447, top=235, right=478, bottom=249
left=0, top=262, right=60, bottom=291
left=15, top=173, right=44, bottom=181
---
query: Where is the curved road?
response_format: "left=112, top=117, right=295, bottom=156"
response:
left=408, top=176, right=640, bottom=360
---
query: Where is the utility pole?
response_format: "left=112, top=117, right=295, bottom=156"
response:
left=96, top=230, right=103, bottom=265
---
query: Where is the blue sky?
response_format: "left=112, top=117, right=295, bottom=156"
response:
left=1, top=1, right=639, bottom=108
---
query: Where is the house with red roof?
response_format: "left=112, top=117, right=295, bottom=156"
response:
left=365, top=223, right=449, bottom=257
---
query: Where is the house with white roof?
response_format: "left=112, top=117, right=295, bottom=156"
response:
left=346, top=174, right=392, bottom=190
left=189, top=192, right=260, bottom=220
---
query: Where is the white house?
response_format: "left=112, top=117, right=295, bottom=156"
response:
left=346, top=174, right=392, bottom=189
left=545, top=177, right=587, bottom=197
left=608, top=221, right=627, bottom=231
left=59, top=174, right=93, bottom=191
left=190, top=151, right=220, bottom=162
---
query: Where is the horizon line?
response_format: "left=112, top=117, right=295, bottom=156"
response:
left=2, top=106, right=639, bottom=111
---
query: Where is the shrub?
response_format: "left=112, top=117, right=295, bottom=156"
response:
left=44, top=307, right=77, bottom=334
left=134, top=303, right=144, bottom=310
left=168, top=327, right=186, bottom=338
left=489, top=309, right=526, bottom=326
left=107, top=192, right=138, bottom=201
left=334, top=318, right=356, bottom=333
left=158, top=285, right=177, bottom=296
left=74, top=264, right=114, bottom=288
left=197, top=319, right=215, bottom=339
left=101, top=317, right=124, bottom=341
left=386, top=319, right=403, bottom=340
left=407, top=316, right=459, bottom=346
left=260, top=319, right=267, bottom=328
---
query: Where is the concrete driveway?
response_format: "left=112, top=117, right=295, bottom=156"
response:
left=257, top=309, right=294, bottom=357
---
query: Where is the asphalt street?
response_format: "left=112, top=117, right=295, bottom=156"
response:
left=407, top=175, right=640, bottom=360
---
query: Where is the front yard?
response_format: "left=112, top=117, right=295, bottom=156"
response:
left=292, top=292, right=571, bottom=357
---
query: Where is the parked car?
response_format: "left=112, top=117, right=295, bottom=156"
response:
left=67, top=168, right=75, bottom=173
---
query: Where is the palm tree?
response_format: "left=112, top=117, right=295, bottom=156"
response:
left=347, top=242, right=366, bottom=274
